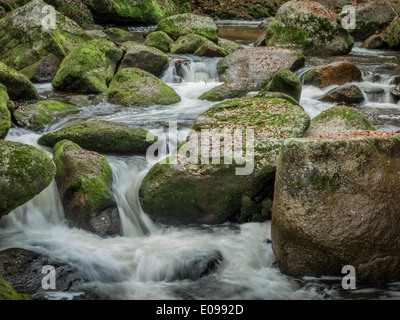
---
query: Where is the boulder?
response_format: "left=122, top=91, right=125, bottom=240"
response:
left=0, top=62, right=39, bottom=101
left=319, top=84, right=365, bottom=105
left=155, top=13, right=218, bottom=42
left=139, top=95, right=310, bottom=226
left=119, top=42, right=169, bottom=77
left=38, top=120, right=153, bottom=155
left=170, top=34, right=210, bottom=54
left=217, top=47, right=305, bottom=93
left=108, top=68, right=181, bottom=107
left=52, top=39, right=124, bottom=94
left=265, top=0, right=354, bottom=56
left=304, top=61, right=362, bottom=88
left=53, top=140, right=120, bottom=237
left=383, top=18, right=400, bottom=49
left=194, top=40, right=230, bottom=57
left=13, top=100, right=79, bottom=132
left=144, top=31, right=174, bottom=53
left=305, top=105, right=376, bottom=137
left=44, top=0, right=95, bottom=27
left=0, top=0, right=89, bottom=73
left=272, top=131, right=400, bottom=282
left=0, top=141, right=56, bottom=217
left=262, top=69, right=303, bottom=102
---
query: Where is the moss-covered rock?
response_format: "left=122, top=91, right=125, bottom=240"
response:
left=53, top=139, right=120, bottom=237
left=155, top=13, right=218, bottom=42
left=108, top=68, right=181, bottom=107
left=200, top=80, right=250, bottom=102
left=0, top=0, right=90, bottom=73
left=383, top=18, right=400, bottom=49
left=217, top=38, right=244, bottom=54
left=305, top=105, right=376, bottom=137
left=144, top=30, right=174, bottom=53
left=0, top=85, right=11, bottom=139
left=265, top=0, right=354, bottom=56
left=119, top=42, right=169, bottom=77
left=262, top=69, right=302, bottom=102
left=170, top=33, right=209, bottom=54
left=0, top=278, right=31, bottom=300
left=0, top=62, right=39, bottom=101
left=216, top=47, right=305, bottom=96
left=272, top=131, right=400, bottom=282
left=13, top=100, right=79, bottom=132
left=38, top=119, right=153, bottom=155
left=104, top=27, right=134, bottom=42
left=194, top=40, right=230, bottom=57
left=139, top=95, right=310, bottom=226
left=304, top=61, right=362, bottom=88
left=52, top=39, right=124, bottom=94
left=0, top=140, right=56, bottom=217
left=84, top=0, right=191, bottom=24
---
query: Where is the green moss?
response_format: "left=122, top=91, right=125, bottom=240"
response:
left=14, top=100, right=78, bottom=131
left=0, top=84, right=11, bottom=139
left=0, top=62, right=39, bottom=101
left=0, top=140, right=56, bottom=217
left=170, top=34, right=209, bottom=54
left=0, top=278, right=31, bottom=300
left=311, top=173, right=343, bottom=192
left=53, top=140, right=114, bottom=213
left=263, top=69, right=302, bottom=102
left=313, top=105, right=376, bottom=131
left=52, top=39, right=123, bottom=94
left=144, top=31, right=174, bottom=53
left=385, top=18, right=400, bottom=49
left=155, top=13, right=218, bottom=42
left=200, top=81, right=249, bottom=102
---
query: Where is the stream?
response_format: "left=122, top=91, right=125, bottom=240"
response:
left=1, top=22, right=400, bottom=301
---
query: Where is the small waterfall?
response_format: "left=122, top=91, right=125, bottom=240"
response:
left=161, top=55, right=221, bottom=84
left=108, top=156, right=158, bottom=238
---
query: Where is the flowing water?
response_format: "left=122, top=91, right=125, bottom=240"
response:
left=1, top=25, right=400, bottom=301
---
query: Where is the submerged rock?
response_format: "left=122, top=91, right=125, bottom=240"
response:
left=53, top=140, right=120, bottom=237
left=38, top=120, right=152, bottom=155
left=108, top=68, right=181, bottom=107
left=140, top=95, right=310, bottom=226
left=272, top=131, right=400, bottom=283
left=52, top=39, right=123, bottom=94
left=265, top=0, right=354, bottom=56
left=0, top=141, right=56, bottom=217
